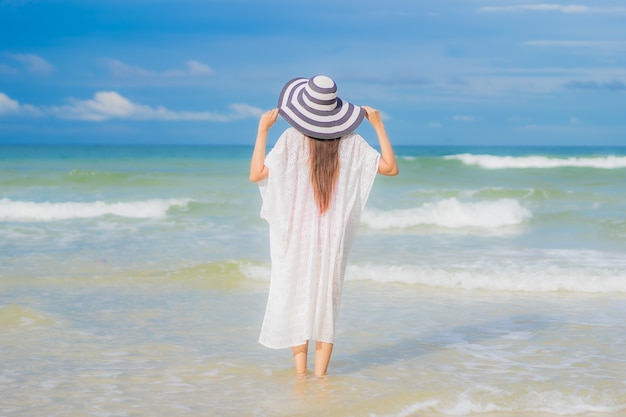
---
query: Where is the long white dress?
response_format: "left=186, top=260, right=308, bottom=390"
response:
left=258, top=127, right=380, bottom=349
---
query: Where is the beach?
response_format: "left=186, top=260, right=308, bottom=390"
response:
left=1, top=144, right=625, bottom=416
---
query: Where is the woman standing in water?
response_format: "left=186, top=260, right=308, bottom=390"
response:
left=249, top=75, right=398, bottom=377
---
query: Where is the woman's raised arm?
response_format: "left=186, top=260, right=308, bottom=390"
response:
left=362, top=106, right=398, bottom=176
left=249, top=109, right=279, bottom=182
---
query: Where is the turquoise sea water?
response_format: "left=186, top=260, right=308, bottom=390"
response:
left=1, top=144, right=625, bottom=416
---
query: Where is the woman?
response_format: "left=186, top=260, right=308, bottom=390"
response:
left=249, top=75, right=398, bottom=377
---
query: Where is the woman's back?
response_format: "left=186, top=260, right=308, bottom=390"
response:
left=257, top=127, right=380, bottom=349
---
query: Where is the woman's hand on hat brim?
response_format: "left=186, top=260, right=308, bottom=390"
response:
left=258, top=108, right=279, bottom=134
left=362, top=106, right=384, bottom=129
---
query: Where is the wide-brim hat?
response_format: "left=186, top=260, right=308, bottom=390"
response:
left=277, top=75, right=365, bottom=140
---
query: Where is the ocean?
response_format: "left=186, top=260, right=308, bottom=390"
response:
left=1, top=143, right=625, bottom=417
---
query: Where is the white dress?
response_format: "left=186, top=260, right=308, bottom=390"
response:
left=258, top=127, right=380, bottom=349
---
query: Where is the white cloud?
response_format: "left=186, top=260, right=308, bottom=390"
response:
left=0, top=92, right=41, bottom=116
left=103, top=59, right=214, bottom=79
left=51, top=91, right=262, bottom=121
left=0, top=92, right=20, bottom=114
left=101, top=59, right=152, bottom=78
left=453, top=115, right=474, bottom=122
left=479, top=4, right=626, bottom=14
left=438, top=63, right=626, bottom=98
left=1, top=0, right=33, bottom=5
left=164, top=60, right=213, bottom=77
left=0, top=91, right=263, bottom=122
left=6, top=53, right=54, bottom=74
left=0, top=63, right=18, bottom=74
left=570, top=117, right=581, bottom=124
left=428, top=121, right=442, bottom=128
left=52, top=91, right=141, bottom=121
left=522, top=40, right=626, bottom=48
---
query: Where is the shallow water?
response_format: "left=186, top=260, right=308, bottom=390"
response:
left=1, top=144, right=625, bottom=416
left=2, top=277, right=625, bottom=416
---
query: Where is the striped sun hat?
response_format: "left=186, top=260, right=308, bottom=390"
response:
left=277, top=75, right=365, bottom=140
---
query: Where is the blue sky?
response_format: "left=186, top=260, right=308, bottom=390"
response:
left=1, top=0, right=625, bottom=145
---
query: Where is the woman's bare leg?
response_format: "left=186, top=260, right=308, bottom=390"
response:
left=314, top=342, right=333, bottom=377
left=292, top=342, right=309, bottom=376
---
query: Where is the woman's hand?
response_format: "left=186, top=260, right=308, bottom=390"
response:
left=258, top=108, right=279, bottom=133
left=362, top=106, right=383, bottom=129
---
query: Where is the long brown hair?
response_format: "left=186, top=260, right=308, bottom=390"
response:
left=308, top=137, right=341, bottom=214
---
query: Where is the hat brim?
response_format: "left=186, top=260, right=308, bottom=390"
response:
left=278, top=77, right=365, bottom=140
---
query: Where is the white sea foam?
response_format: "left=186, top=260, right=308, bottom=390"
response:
left=383, top=393, right=626, bottom=417
left=238, top=263, right=271, bottom=281
left=238, top=251, right=626, bottom=293
left=361, top=198, right=532, bottom=229
left=0, top=304, right=57, bottom=329
left=0, top=198, right=191, bottom=221
left=345, top=262, right=626, bottom=293
left=445, top=153, right=626, bottom=169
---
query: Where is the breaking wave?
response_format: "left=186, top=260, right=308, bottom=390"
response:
left=238, top=254, right=626, bottom=293
left=361, top=198, right=532, bottom=229
left=345, top=262, right=626, bottom=293
left=0, top=198, right=192, bottom=221
left=445, top=154, right=626, bottom=169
